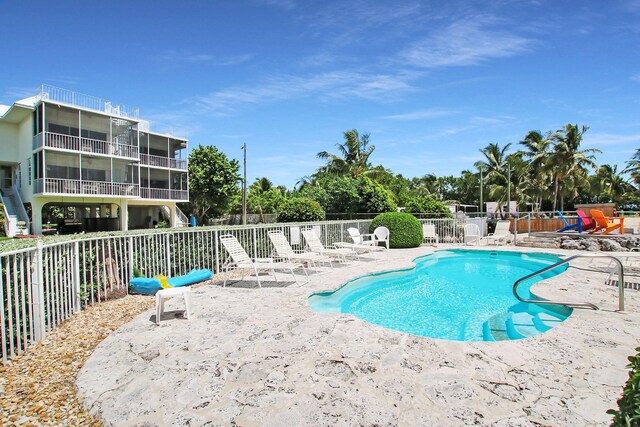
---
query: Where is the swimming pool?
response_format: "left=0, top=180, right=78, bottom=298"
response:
left=308, top=250, right=572, bottom=341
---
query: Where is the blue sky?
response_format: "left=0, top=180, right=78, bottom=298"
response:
left=1, top=0, right=639, bottom=188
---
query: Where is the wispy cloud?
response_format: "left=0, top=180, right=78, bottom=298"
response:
left=2, top=86, right=38, bottom=101
left=401, top=17, right=532, bottom=68
left=188, top=70, right=420, bottom=115
left=154, top=51, right=253, bottom=66
left=381, top=108, right=456, bottom=121
left=586, top=133, right=640, bottom=148
left=632, top=73, right=640, bottom=82
left=256, top=0, right=297, bottom=10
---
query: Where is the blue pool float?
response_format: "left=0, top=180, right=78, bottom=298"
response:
left=130, top=269, right=213, bottom=295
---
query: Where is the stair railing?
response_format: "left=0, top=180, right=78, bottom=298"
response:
left=513, top=253, right=626, bottom=311
left=512, top=213, right=532, bottom=245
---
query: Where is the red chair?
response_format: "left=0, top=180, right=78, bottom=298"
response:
left=576, top=209, right=596, bottom=231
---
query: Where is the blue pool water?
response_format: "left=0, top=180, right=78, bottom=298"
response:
left=308, top=250, right=572, bottom=341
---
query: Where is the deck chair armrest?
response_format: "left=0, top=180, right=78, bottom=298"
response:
left=253, top=257, right=275, bottom=264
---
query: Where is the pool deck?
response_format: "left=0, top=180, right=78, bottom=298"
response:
left=76, top=245, right=640, bottom=426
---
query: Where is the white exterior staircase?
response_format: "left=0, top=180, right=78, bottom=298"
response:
left=0, top=186, right=30, bottom=236
left=160, top=205, right=189, bottom=227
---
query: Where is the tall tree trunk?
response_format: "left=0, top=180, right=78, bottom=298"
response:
left=553, top=176, right=559, bottom=212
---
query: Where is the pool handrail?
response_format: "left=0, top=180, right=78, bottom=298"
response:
left=512, top=254, right=625, bottom=311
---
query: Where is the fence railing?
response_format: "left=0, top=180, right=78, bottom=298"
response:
left=1, top=217, right=487, bottom=364
left=34, top=178, right=140, bottom=197
left=140, top=153, right=188, bottom=170
left=37, top=84, right=140, bottom=119
left=35, top=132, right=138, bottom=158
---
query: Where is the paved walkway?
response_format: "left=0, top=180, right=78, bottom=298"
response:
left=77, top=245, right=640, bottom=426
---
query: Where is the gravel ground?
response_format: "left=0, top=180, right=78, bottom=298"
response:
left=0, top=294, right=156, bottom=426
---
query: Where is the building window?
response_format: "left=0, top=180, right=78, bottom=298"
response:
left=27, top=159, right=31, bottom=186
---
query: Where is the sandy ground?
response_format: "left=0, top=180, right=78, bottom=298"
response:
left=76, top=245, right=640, bottom=426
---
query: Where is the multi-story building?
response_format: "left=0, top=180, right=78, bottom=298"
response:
left=0, top=84, right=189, bottom=236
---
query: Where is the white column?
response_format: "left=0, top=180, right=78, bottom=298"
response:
left=31, top=198, right=45, bottom=234
left=169, top=203, right=177, bottom=227
left=119, top=199, right=129, bottom=231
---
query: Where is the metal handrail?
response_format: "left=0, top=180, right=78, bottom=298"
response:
left=513, top=254, right=626, bottom=311
left=513, top=213, right=532, bottom=244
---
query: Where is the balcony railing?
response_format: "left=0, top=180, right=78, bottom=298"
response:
left=140, top=187, right=189, bottom=201
left=34, top=132, right=139, bottom=159
left=34, top=178, right=139, bottom=197
left=140, top=153, right=188, bottom=170
left=36, top=84, right=140, bottom=119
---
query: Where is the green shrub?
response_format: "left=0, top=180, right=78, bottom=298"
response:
left=369, top=212, right=422, bottom=248
left=608, top=346, right=640, bottom=426
left=404, top=195, right=451, bottom=217
left=276, top=197, right=325, bottom=223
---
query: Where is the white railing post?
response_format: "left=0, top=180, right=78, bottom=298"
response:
left=128, top=236, right=134, bottom=280
left=165, top=233, right=171, bottom=276
left=73, top=241, right=81, bottom=312
left=252, top=228, right=258, bottom=259
left=31, top=240, right=46, bottom=342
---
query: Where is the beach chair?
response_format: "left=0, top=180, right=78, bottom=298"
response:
left=301, top=228, right=358, bottom=262
left=589, top=209, right=624, bottom=235
left=219, top=234, right=307, bottom=287
left=576, top=209, right=596, bottom=231
left=463, top=223, right=482, bottom=246
left=372, top=226, right=390, bottom=250
left=556, top=211, right=582, bottom=233
left=485, top=220, right=513, bottom=245
left=267, top=230, right=333, bottom=268
left=423, top=223, right=439, bottom=245
left=335, top=227, right=388, bottom=259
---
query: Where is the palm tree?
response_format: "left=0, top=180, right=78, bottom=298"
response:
left=316, top=129, right=375, bottom=178
left=548, top=124, right=600, bottom=211
left=249, top=177, right=273, bottom=194
left=475, top=143, right=512, bottom=215
left=519, top=130, right=553, bottom=211
left=597, top=164, right=634, bottom=205
left=623, top=149, right=640, bottom=187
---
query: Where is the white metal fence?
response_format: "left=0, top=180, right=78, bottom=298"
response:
left=0, top=217, right=482, bottom=363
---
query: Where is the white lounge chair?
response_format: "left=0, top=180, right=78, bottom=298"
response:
left=301, top=228, right=358, bottom=262
left=219, top=234, right=307, bottom=287
left=267, top=230, right=333, bottom=268
left=464, top=223, right=482, bottom=246
left=486, top=221, right=513, bottom=245
left=423, top=223, right=439, bottom=245
left=336, top=227, right=388, bottom=259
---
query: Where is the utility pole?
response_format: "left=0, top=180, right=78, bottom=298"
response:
left=479, top=167, right=483, bottom=217
left=242, top=143, right=247, bottom=225
left=507, top=163, right=511, bottom=219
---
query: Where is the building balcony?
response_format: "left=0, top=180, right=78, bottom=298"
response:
left=34, top=178, right=139, bottom=198
left=140, top=153, right=187, bottom=170
left=140, top=187, right=189, bottom=201
left=33, top=132, right=139, bottom=159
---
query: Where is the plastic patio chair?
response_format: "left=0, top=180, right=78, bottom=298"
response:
left=219, top=234, right=307, bottom=287
left=485, top=220, right=513, bottom=245
left=463, top=223, right=482, bottom=246
left=556, top=211, right=582, bottom=233
left=423, top=223, right=439, bottom=245
left=300, top=228, right=358, bottom=262
left=589, top=209, right=624, bottom=235
left=336, top=228, right=388, bottom=259
left=267, top=230, right=333, bottom=268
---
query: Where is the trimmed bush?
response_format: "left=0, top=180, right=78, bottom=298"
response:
left=608, top=346, right=640, bottom=426
left=276, top=197, right=325, bottom=223
left=369, top=212, right=422, bottom=248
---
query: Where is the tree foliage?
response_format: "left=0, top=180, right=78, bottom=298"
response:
left=186, top=145, right=240, bottom=224
left=276, top=197, right=325, bottom=222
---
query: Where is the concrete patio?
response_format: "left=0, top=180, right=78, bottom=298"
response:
left=76, top=245, right=640, bottom=426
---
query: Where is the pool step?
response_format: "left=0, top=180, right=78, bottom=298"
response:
left=483, top=310, right=566, bottom=341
